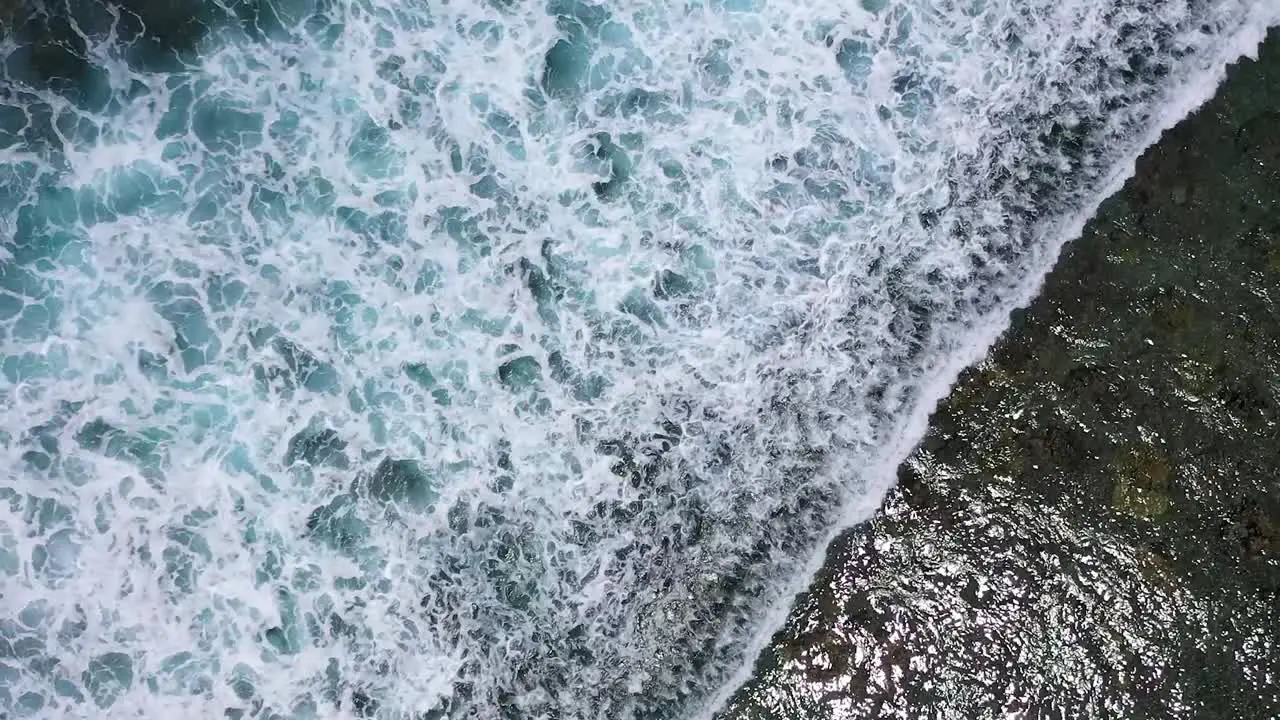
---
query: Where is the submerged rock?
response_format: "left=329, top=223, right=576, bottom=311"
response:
left=1111, top=446, right=1174, bottom=520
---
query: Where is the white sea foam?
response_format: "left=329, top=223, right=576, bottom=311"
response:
left=0, top=1, right=1275, bottom=718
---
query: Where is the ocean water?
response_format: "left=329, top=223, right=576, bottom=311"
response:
left=0, top=1, right=1275, bottom=718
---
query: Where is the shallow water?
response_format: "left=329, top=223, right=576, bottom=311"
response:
left=0, top=1, right=1276, bottom=718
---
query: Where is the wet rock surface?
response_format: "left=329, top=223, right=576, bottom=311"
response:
left=726, top=28, right=1280, bottom=720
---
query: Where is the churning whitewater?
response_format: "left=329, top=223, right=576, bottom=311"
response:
left=0, top=0, right=1274, bottom=717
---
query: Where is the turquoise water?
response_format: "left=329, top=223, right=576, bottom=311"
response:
left=0, top=0, right=1275, bottom=718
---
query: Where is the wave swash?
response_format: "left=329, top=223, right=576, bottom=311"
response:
left=0, top=0, right=1276, bottom=718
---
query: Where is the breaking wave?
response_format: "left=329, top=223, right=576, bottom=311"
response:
left=0, top=0, right=1274, bottom=717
